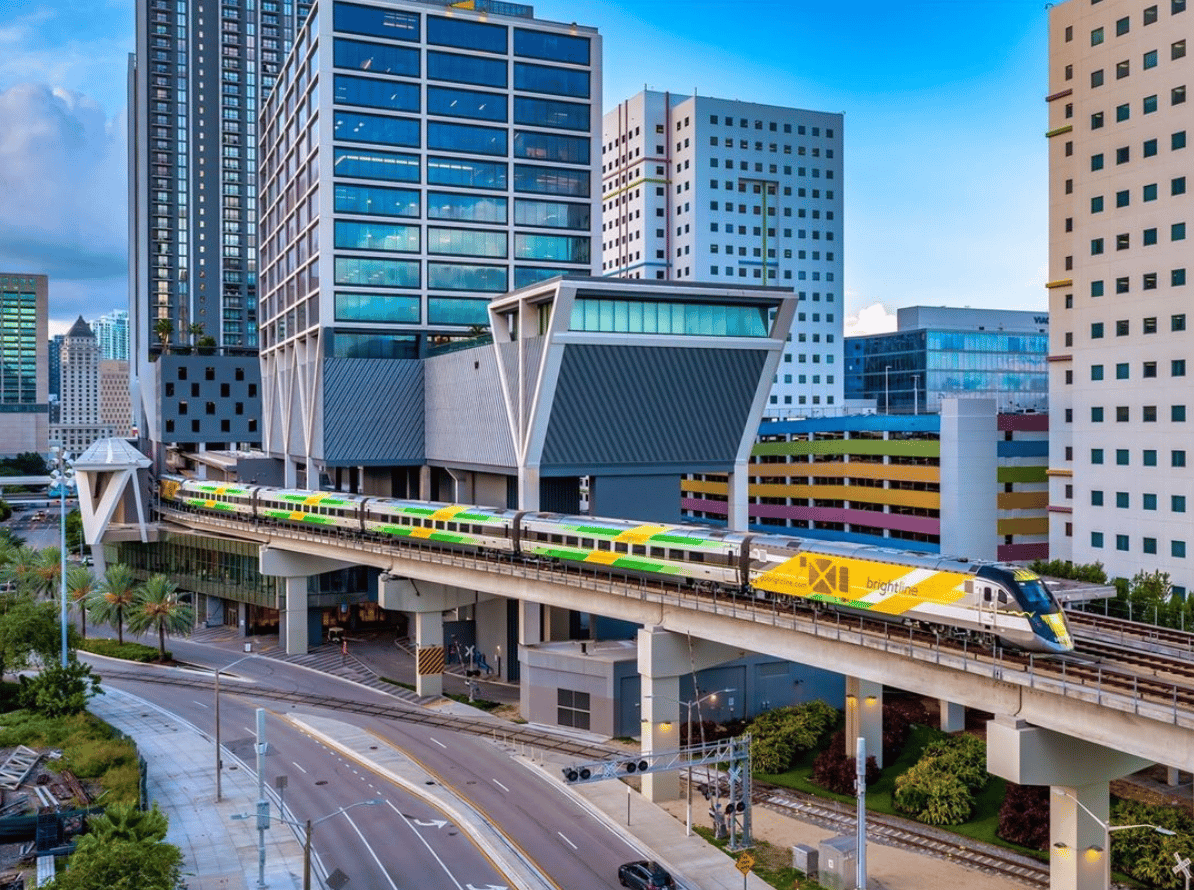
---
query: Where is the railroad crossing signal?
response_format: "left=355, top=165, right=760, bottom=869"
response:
left=735, top=852, right=755, bottom=875
left=1174, top=852, right=1192, bottom=890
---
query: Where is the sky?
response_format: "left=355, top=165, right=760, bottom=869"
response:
left=0, top=0, right=1051, bottom=336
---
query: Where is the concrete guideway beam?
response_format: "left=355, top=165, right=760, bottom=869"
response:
left=637, top=628, right=747, bottom=802
left=845, top=678, right=883, bottom=769
left=377, top=576, right=495, bottom=613
left=987, top=717, right=1154, bottom=890
left=259, top=547, right=358, bottom=656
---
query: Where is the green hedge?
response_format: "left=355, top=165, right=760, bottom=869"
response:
left=77, top=639, right=168, bottom=663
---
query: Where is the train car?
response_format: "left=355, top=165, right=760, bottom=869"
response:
left=254, top=486, right=366, bottom=532
left=517, top=513, right=746, bottom=585
left=745, top=534, right=1072, bottom=654
left=159, top=475, right=258, bottom=519
left=362, top=498, right=518, bottom=552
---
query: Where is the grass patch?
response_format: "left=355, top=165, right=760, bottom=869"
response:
left=693, top=825, right=827, bottom=890
left=78, top=638, right=167, bottom=663
left=0, top=706, right=140, bottom=805
left=445, top=693, right=502, bottom=711
left=378, top=676, right=415, bottom=691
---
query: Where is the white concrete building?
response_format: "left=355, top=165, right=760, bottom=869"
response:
left=51, top=317, right=110, bottom=455
left=99, top=360, right=133, bottom=439
left=601, top=91, right=844, bottom=414
left=1047, top=0, right=1194, bottom=593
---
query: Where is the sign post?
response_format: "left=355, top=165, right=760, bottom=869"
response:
left=735, top=851, right=755, bottom=890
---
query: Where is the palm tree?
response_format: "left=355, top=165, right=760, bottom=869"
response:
left=91, top=563, right=139, bottom=645
left=127, top=574, right=193, bottom=661
left=1, top=546, right=43, bottom=596
left=188, top=321, right=204, bottom=347
left=30, top=547, right=61, bottom=601
left=154, top=318, right=174, bottom=355
left=67, top=565, right=96, bottom=639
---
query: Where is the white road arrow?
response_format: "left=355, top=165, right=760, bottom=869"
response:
left=411, top=817, right=449, bottom=829
left=465, top=885, right=509, bottom=890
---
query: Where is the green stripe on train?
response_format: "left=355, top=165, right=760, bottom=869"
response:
left=374, top=525, right=473, bottom=545
left=647, top=534, right=720, bottom=547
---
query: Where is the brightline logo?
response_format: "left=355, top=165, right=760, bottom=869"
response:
left=866, top=577, right=917, bottom=595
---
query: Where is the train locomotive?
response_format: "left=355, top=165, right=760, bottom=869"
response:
left=158, top=475, right=1073, bottom=654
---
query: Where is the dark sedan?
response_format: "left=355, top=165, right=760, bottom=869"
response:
left=617, top=860, right=676, bottom=890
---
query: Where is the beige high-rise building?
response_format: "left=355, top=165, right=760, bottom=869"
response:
left=99, top=360, right=132, bottom=439
left=1048, top=0, right=1193, bottom=593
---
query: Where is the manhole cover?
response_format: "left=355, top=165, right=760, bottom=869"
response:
left=326, top=868, right=350, bottom=889
left=315, top=780, right=328, bottom=786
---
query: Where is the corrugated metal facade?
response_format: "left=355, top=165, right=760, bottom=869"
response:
left=322, top=358, right=424, bottom=465
left=424, top=346, right=517, bottom=469
left=541, top=345, right=768, bottom=471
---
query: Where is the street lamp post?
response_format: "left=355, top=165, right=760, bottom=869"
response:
left=884, top=365, right=891, bottom=414
left=233, top=799, right=380, bottom=890
left=49, top=445, right=74, bottom=668
left=215, top=652, right=261, bottom=802
left=644, top=688, right=734, bottom=836
left=1052, top=788, right=1176, bottom=880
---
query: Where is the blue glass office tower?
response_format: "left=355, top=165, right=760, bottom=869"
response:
left=845, top=307, right=1049, bottom=414
left=259, top=0, right=600, bottom=487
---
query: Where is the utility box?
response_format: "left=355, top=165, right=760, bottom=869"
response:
left=818, top=835, right=857, bottom=890
left=792, top=844, right=818, bottom=878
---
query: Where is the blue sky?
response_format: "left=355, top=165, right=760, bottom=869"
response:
left=0, top=0, right=1050, bottom=334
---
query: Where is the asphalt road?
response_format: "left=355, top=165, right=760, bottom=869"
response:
left=102, top=641, right=645, bottom=890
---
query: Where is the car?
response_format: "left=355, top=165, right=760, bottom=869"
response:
left=617, top=860, right=676, bottom=890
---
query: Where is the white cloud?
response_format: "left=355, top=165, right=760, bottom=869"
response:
left=0, top=82, right=127, bottom=325
left=845, top=302, right=897, bottom=337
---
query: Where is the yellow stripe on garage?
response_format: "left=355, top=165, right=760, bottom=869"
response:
left=431, top=505, right=468, bottom=522
left=617, top=525, right=671, bottom=545
left=755, top=553, right=970, bottom=615
left=584, top=551, right=621, bottom=566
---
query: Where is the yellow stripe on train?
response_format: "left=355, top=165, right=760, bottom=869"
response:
left=616, top=525, right=671, bottom=545
left=430, top=505, right=469, bottom=522
left=754, top=553, right=969, bottom=616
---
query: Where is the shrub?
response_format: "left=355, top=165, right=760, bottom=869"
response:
left=18, top=660, right=103, bottom=717
left=77, top=638, right=167, bottom=663
left=750, top=700, right=839, bottom=774
left=1108, top=800, right=1194, bottom=888
left=882, top=698, right=927, bottom=763
left=997, top=783, right=1049, bottom=850
left=811, top=730, right=880, bottom=795
left=892, top=734, right=988, bottom=825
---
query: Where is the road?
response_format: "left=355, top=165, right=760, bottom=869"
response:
left=100, top=640, right=645, bottom=890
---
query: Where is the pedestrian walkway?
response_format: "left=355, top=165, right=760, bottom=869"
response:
left=88, top=686, right=306, bottom=890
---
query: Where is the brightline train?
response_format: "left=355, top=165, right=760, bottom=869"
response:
left=158, top=475, right=1073, bottom=654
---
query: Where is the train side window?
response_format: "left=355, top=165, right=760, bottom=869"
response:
left=668, top=549, right=683, bottom=560
left=567, top=536, right=578, bottom=547
left=651, top=547, right=665, bottom=558
left=598, top=539, right=610, bottom=551
left=998, top=591, right=1009, bottom=604
left=983, top=587, right=992, bottom=602
left=690, top=552, right=705, bottom=563
left=615, top=543, right=628, bottom=554
left=633, top=545, right=646, bottom=556
left=551, top=534, right=562, bottom=544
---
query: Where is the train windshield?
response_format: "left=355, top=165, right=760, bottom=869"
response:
left=1016, top=578, right=1058, bottom=613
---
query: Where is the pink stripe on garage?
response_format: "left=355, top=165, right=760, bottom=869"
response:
left=682, top=498, right=939, bottom=536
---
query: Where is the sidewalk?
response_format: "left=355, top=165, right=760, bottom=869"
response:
left=88, top=687, right=306, bottom=890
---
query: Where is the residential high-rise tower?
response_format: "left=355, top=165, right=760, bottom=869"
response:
left=602, top=92, right=844, bottom=414
left=1047, top=0, right=1193, bottom=592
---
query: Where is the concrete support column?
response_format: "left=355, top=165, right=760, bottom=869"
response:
left=640, top=672, right=681, bottom=802
left=418, top=465, right=432, bottom=501
left=940, top=700, right=966, bottom=733
left=282, top=576, right=308, bottom=656
left=845, top=677, right=884, bottom=769
left=1050, top=783, right=1110, bottom=890
left=1167, top=766, right=1181, bottom=786
left=414, top=611, right=445, bottom=698
left=519, top=465, right=540, bottom=511
left=518, top=600, right=543, bottom=720
left=727, top=459, right=749, bottom=531
left=545, top=605, right=571, bottom=641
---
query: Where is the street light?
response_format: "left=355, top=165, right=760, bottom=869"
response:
left=1052, top=788, right=1176, bottom=877
left=49, top=445, right=74, bottom=668
left=883, top=365, right=891, bottom=414
left=644, top=688, right=734, bottom=836
left=233, top=798, right=381, bottom=890
left=215, top=652, right=261, bottom=802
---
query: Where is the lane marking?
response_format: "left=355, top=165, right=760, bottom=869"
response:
left=243, top=726, right=254, bottom=736
left=492, top=779, right=509, bottom=793
left=385, top=800, right=465, bottom=890
left=192, top=700, right=209, bottom=708
left=342, top=811, right=400, bottom=890
left=557, top=832, right=577, bottom=850
left=430, top=737, right=448, bottom=749
left=292, top=761, right=308, bottom=774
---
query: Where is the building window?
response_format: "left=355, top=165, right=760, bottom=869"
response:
left=1091, top=153, right=1104, bottom=171
left=1091, top=531, right=1104, bottom=548
left=1176, top=40, right=1188, bottom=60
left=1175, top=359, right=1188, bottom=376
left=1116, top=146, right=1130, bottom=164
left=1116, top=534, right=1130, bottom=551
left=1144, top=361, right=1158, bottom=377
left=1091, top=448, right=1104, bottom=464
left=1175, top=86, right=1188, bottom=105
left=1117, top=60, right=1130, bottom=79
left=1117, top=406, right=1130, bottom=422
left=1144, top=493, right=1158, bottom=510
left=557, top=688, right=590, bottom=730
left=1092, top=406, right=1104, bottom=422
left=1116, top=449, right=1130, bottom=466
left=1116, top=363, right=1129, bottom=379
left=1091, top=111, right=1104, bottom=129
left=1174, top=313, right=1187, bottom=331
left=1144, top=538, right=1158, bottom=555
left=1091, top=491, right=1104, bottom=506
left=1174, top=131, right=1188, bottom=149
left=1092, top=69, right=1104, bottom=88
left=1174, top=405, right=1187, bottom=421
left=1144, top=183, right=1158, bottom=201
left=1091, top=280, right=1104, bottom=297
left=1176, top=450, right=1188, bottom=467
left=1091, top=364, right=1105, bottom=380
left=1144, top=138, right=1158, bottom=157
left=1117, top=319, right=1130, bottom=336
left=1091, top=322, right=1104, bottom=338
left=1144, top=49, right=1159, bottom=69
left=1091, top=238, right=1104, bottom=255
left=1175, top=495, right=1188, bottom=512
left=1145, top=449, right=1158, bottom=466
left=1117, top=103, right=1131, bottom=123
left=1092, top=27, right=1105, bottom=45
left=1091, top=195, right=1104, bottom=213
left=1174, top=541, right=1187, bottom=559
left=1174, top=176, right=1188, bottom=195
left=1144, top=405, right=1158, bottom=421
